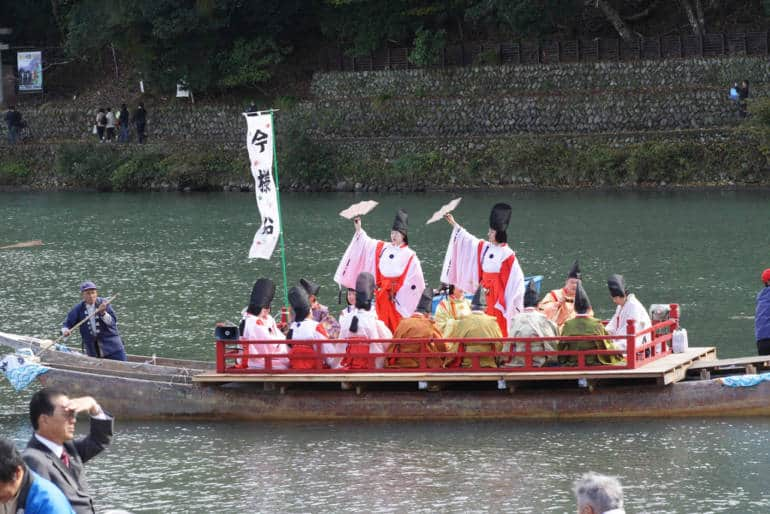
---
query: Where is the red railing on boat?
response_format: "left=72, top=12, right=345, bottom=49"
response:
left=215, top=305, right=679, bottom=374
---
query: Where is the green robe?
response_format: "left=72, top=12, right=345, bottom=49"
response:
left=445, top=312, right=503, bottom=368
left=558, top=315, right=625, bottom=366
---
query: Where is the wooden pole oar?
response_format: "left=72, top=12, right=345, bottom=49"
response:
left=0, top=240, right=43, bottom=250
left=51, top=293, right=119, bottom=346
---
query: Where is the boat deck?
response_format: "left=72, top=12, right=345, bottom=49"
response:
left=193, top=346, right=716, bottom=387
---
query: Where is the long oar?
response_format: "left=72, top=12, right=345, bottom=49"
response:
left=38, top=294, right=119, bottom=358
left=0, top=240, right=43, bottom=250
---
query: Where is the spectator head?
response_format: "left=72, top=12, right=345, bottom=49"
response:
left=0, top=438, right=25, bottom=503
left=574, top=472, right=624, bottom=514
left=121, top=103, right=127, bottom=110
left=29, top=387, right=77, bottom=444
left=762, top=268, right=770, bottom=287
left=7, top=105, right=14, bottom=110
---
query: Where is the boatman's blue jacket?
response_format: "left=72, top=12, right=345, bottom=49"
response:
left=63, top=297, right=125, bottom=358
left=756, top=287, right=770, bottom=341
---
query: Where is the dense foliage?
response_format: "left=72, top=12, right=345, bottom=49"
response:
left=1, top=0, right=767, bottom=94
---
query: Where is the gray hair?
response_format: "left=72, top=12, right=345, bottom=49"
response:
left=574, top=472, right=624, bottom=512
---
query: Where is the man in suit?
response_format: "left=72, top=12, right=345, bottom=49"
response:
left=22, top=388, right=113, bottom=514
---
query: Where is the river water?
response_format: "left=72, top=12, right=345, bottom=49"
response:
left=1, top=191, right=769, bottom=512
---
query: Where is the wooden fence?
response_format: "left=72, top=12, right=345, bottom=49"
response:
left=319, top=32, right=770, bottom=72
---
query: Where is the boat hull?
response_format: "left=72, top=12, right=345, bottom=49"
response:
left=37, top=367, right=770, bottom=421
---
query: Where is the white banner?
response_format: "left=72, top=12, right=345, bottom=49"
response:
left=244, top=112, right=280, bottom=259
left=17, top=51, right=43, bottom=92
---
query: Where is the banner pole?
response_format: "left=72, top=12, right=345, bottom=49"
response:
left=270, top=110, right=290, bottom=307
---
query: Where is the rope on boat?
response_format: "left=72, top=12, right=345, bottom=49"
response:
left=168, top=367, right=192, bottom=385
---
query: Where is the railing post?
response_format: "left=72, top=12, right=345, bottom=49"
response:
left=441, top=46, right=446, bottom=68
left=556, top=40, right=561, bottom=63
left=461, top=42, right=466, bottom=66
left=216, top=340, right=225, bottom=373
left=744, top=32, right=748, bottom=55
left=626, top=319, right=636, bottom=368
left=498, top=43, right=503, bottom=65
left=679, top=35, right=683, bottom=58
left=700, top=34, right=704, bottom=57
left=658, top=35, right=662, bottom=58
left=537, top=40, right=542, bottom=64
left=386, top=47, right=391, bottom=70
left=370, top=51, right=374, bottom=71
left=639, top=37, right=643, bottom=60
left=669, top=303, right=680, bottom=330
left=577, top=39, right=581, bottom=62
left=595, top=38, right=600, bottom=61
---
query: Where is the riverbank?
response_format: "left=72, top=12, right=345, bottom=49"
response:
left=2, top=126, right=769, bottom=192
left=3, top=56, right=770, bottom=191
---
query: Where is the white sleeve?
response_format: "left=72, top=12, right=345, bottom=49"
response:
left=334, top=229, right=379, bottom=289
left=394, top=254, right=426, bottom=317
left=440, top=225, right=481, bottom=293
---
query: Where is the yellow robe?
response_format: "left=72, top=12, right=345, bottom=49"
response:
left=444, top=312, right=503, bottom=368
left=434, top=295, right=472, bottom=335
left=537, top=287, right=594, bottom=331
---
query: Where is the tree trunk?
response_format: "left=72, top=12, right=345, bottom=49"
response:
left=679, top=0, right=705, bottom=37
left=586, top=0, right=636, bottom=42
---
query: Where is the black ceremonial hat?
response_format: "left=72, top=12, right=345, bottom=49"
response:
left=299, top=278, right=320, bottom=297
left=523, top=280, right=539, bottom=308
left=392, top=209, right=408, bottom=237
left=355, top=272, right=376, bottom=306
left=574, top=281, right=591, bottom=314
left=471, top=286, right=486, bottom=311
left=489, top=203, right=512, bottom=232
left=249, top=278, right=275, bottom=309
left=288, top=286, right=311, bottom=320
left=607, top=274, right=627, bottom=298
left=415, top=285, right=433, bottom=315
left=567, top=259, right=581, bottom=280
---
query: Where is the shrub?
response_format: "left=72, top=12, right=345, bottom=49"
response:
left=409, top=27, right=446, bottom=67
left=54, top=143, right=125, bottom=190
left=111, top=153, right=166, bottom=191
left=0, top=161, right=31, bottom=185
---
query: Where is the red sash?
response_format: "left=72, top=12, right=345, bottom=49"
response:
left=374, top=241, right=414, bottom=332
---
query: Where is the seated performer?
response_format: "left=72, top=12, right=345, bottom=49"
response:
left=605, top=274, right=652, bottom=352
left=538, top=260, right=593, bottom=332
left=386, top=286, right=445, bottom=368
left=298, top=277, right=341, bottom=339
left=558, top=282, right=624, bottom=367
left=335, top=210, right=425, bottom=332
left=444, top=287, right=503, bottom=368
left=286, top=285, right=333, bottom=370
left=240, top=278, right=289, bottom=370
left=505, top=280, right=559, bottom=367
left=338, top=286, right=357, bottom=321
left=338, top=272, right=393, bottom=369
left=434, top=284, right=472, bottom=335
left=442, top=203, right=525, bottom=336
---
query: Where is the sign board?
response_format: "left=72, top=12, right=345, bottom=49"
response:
left=17, top=51, right=42, bottom=91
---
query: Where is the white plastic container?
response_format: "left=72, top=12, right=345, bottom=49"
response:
left=672, top=328, right=689, bottom=353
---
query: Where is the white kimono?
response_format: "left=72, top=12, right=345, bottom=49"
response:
left=606, top=294, right=652, bottom=351
left=338, top=308, right=393, bottom=369
left=440, top=225, right=524, bottom=335
left=241, top=312, right=289, bottom=370
left=289, top=318, right=346, bottom=369
left=334, top=229, right=425, bottom=319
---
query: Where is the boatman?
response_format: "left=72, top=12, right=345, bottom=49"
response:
left=442, top=203, right=525, bottom=336
left=334, top=210, right=426, bottom=332
left=756, top=268, right=770, bottom=355
left=538, top=260, right=592, bottom=332
left=62, top=282, right=127, bottom=361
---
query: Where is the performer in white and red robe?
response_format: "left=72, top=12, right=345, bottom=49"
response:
left=286, top=285, right=344, bottom=370
left=605, top=274, right=652, bottom=352
left=440, top=203, right=524, bottom=336
left=338, top=272, right=393, bottom=369
left=334, top=209, right=425, bottom=333
left=240, top=278, right=289, bottom=370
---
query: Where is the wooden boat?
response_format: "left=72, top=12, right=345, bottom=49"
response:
left=3, top=329, right=770, bottom=420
